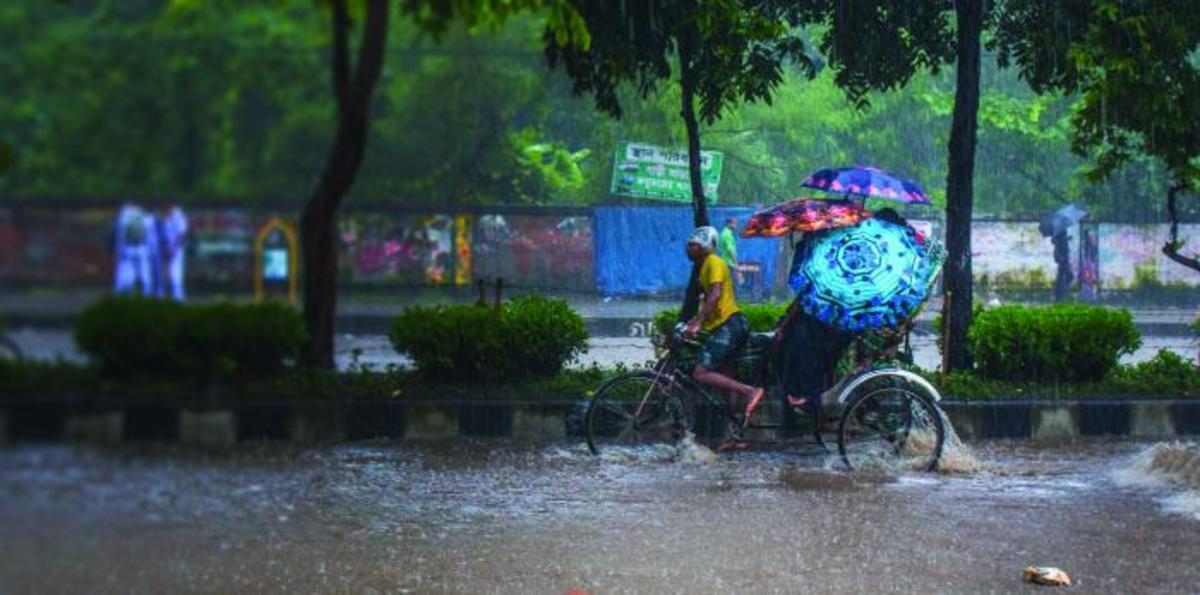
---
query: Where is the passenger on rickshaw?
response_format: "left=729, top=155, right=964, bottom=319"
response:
left=775, top=208, right=913, bottom=415
left=680, top=227, right=767, bottom=442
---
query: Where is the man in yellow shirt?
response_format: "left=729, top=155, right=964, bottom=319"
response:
left=682, top=226, right=766, bottom=449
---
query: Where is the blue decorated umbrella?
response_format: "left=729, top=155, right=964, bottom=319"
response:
left=802, top=166, right=931, bottom=205
left=791, top=218, right=943, bottom=332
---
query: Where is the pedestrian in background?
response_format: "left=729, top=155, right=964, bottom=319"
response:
left=112, top=203, right=153, bottom=295
left=717, top=217, right=742, bottom=286
left=1052, top=227, right=1073, bottom=302
left=158, top=205, right=189, bottom=300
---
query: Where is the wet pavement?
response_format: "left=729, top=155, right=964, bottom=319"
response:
left=0, top=439, right=1197, bottom=593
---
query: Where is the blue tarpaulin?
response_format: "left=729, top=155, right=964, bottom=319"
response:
left=593, top=206, right=781, bottom=297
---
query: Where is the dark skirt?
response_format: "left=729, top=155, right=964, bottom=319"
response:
left=773, top=303, right=852, bottom=409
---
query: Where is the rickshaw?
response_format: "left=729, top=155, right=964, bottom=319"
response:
left=585, top=173, right=948, bottom=470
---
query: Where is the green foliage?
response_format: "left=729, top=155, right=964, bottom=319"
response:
left=74, top=295, right=306, bottom=383
left=503, top=295, right=589, bottom=377
left=967, top=304, right=1141, bottom=382
left=993, top=0, right=1200, bottom=185
left=75, top=296, right=185, bottom=380
left=390, top=304, right=508, bottom=382
left=0, top=359, right=100, bottom=399
left=651, top=302, right=788, bottom=338
left=1105, top=350, right=1200, bottom=397
left=390, top=295, right=588, bottom=383
left=176, top=301, right=308, bottom=382
left=0, top=1, right=1189, bottom=219
left=546, top=1, right=816, bottom=122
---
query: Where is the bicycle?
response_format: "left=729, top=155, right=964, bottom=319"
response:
left=583, top=317, right=946, bottom=471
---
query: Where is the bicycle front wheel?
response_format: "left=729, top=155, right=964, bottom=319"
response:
left=585, top=371, right=690, bottom=455
left=837, top=376, right=944, bottom=472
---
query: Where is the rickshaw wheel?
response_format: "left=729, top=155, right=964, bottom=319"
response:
left=837, top=374, right=944, bottom=472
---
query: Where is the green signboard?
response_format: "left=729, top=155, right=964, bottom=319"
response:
left=610, top=141, right=723, bottom=203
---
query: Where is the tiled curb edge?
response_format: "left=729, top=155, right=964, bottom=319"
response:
left=2, top=398, right=1198, bottom=446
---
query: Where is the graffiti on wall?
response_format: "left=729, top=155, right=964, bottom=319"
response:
left=0, top=205, right=1192, bottom=294
left=969, top=222, right=1076, bottom=289
left=1099, top=223, right=1200, bottom=288
left=0, top=207, right=112, bottom=283
left=337, top=214, right=459, bottom=285
left=472, top=214, right=594, bottom=291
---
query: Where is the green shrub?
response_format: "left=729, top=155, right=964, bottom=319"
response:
left=390, top=304, right=506, bottom=382
left=75, top=295, right=184, bottom=380
left=1105, top=350, right=1200, bottom=396
left=176, top=301, right=307, bottom=382
left=504, top=295, right=589, bottom=378
left=0, top=359, right=100, bottom=398
left=390, top=295, right=588, bottom=383
left=75, top=296, right=306, bottom=383
left=651, top=302, right=789, bottom=338
left=968, top=304, right=1141, bottom=382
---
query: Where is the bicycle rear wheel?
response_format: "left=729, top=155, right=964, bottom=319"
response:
left=585, top=371, right=690, bottom=455
left=837, top=376, right=944, bottom=472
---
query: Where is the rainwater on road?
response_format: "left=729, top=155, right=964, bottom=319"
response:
left=1, top=439, right=1198, bottom=593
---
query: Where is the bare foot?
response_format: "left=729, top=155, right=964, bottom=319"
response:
left=715, top=438, right=749, bottom=453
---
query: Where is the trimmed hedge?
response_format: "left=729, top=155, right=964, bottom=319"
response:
left=74, top=296, right=183, bottom=380
left=75, top=295, right=306, bottom=383
left=1106, top=349, right=1200, bottom=396
left=390, top=295, right=588, bottom=383
left=967, top=304, right=1141, bottom=382
left=651, top=302, right=790, bottom=338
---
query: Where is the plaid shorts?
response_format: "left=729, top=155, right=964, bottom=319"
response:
left=698, top=312, right=749, bottom=371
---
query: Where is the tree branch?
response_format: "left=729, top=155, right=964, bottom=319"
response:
left=330, top=0, right=350, bottom=112
left=352, top=0, right=389, bottom=108
left=1162, top=181, right=1200, bottom=273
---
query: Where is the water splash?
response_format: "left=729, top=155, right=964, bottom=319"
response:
left=542, top=434, right=716, bottom=465
left=675, top=433, right=718, bottom=465
left=1113, top=441, right=1200, bottom=520
left=935, top=418, right=983, bottom=475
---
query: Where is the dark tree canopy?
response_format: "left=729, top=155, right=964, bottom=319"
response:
left=993, top=0, right=1200, bottom=184
left=545, top=0, right=817, bottom=123
left=796, top=1, right=958, bottom=107
left=993, top=0, right=1200, bottom=270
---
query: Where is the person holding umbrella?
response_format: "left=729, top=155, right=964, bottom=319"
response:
left=1040, top=204, right=1086, bottom=302
left=681, top=226, right=765, bottom=451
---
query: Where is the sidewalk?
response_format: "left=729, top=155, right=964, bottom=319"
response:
left=0, top=287, right=1195, bottom=336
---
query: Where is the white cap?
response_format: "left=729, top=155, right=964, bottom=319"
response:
left=687, top=226, right=718, bottom=251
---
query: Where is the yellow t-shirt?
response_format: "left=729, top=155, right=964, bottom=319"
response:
left=698, top=252, right=740, bottom=332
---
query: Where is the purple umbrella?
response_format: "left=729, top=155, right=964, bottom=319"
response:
left=802, top=166, right=931, bottom=205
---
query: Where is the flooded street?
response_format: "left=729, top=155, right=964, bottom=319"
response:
left=1, top=439, right=1197, bottom=593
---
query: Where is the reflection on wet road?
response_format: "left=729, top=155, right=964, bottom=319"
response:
left=0, top=440, right=1197, bottom=593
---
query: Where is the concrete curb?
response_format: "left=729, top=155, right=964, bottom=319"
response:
left=2, top=398, right=1199, bottom=446
left=940, top=400, right=1200, bottom=441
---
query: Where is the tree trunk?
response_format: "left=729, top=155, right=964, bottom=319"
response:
left=678, top=33, right=708, bottom=229
left=677, top=30, right=707, bottom=322
left=1163, top=181, right=1200, bottom=273
left=300, top=0, right=389, bottom=368
left=943, top=0, right=982, bottom=372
